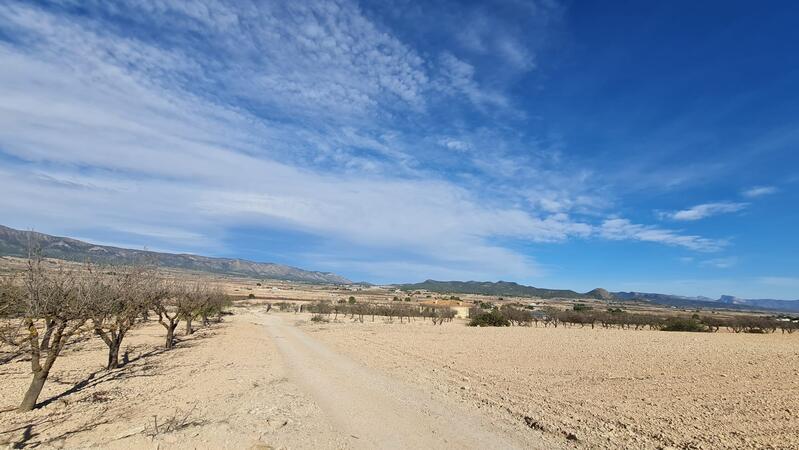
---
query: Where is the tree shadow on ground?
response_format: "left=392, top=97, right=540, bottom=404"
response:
left=2, top=414, right=112, bottom=449
left=38, top=347, right=168, bottom=409
left=1, top=320, right=229, bottom=447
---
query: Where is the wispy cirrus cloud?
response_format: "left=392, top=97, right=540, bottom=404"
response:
left=659, top=202, right=748, bottom=221
left=700, top=257, right=738, bottom=269
left=742, top=185, right=778, bottom=198
left=0, top=0, right=729, bottom=282
left=599, top=219, right=726, bottom=252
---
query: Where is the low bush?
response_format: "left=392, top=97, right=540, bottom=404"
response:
left=468, top=310, right=510, bottom=327
left=661, top=317, right=709, bottom=332
left=310, top=314, right=329, bottom=323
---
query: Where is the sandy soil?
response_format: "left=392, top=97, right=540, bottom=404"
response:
left=262, top=314, right=526, bottom=449
left=304, top=315, right=799, bottom=449
left=2, top=306, right=797, bottom=449
left=0, top=307, right=530, bottom=449
left=0, top=307, right=346, bottom=449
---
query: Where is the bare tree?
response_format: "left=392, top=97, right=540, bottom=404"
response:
left=153, top=281, right=183, bottom=349
left=85, top=263, right=153, bottom=369
left=199, top=287, right=229, bottom=326
left=181, top=283, right=203, bottom=336
left=13, top=255, right=90, bottom=411
left=0, top=275, right=24, bottom=360
left=176, top=282, right=230, bottom=334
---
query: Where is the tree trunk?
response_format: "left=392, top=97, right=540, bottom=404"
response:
left=165, top=323, right=176, bottom=349
left=18, top=319, right=67, bottom=412
left=185, top=317, right=194, bottom=335
left=40, top=319, right=56, bottom=351
left=18, top=371, right=47, bottom=412
left=107, top=332, right=125, bottom=369
left=107, top=344, right=120, bottom=370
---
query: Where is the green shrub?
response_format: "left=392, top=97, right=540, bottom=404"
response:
left=247, top=293, right=255, bottom=299
left=468, top=310, right=510, bottom=327
left=661, top=317, right=709, bottom=332
left=477, top=301, right=495, bottom=310
left=573, top=303, right=593, bottom=312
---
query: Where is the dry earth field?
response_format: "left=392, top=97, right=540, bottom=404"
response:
left=1, top=274, right=798, bottom=449
left=305, top=316, right=799, bottom=449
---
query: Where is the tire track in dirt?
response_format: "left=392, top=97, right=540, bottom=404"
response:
left=260, top=313, right=529, bottom=449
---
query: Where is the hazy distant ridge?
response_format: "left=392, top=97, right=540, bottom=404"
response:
left=0, top=225, right=351, bottom=284
left=399, top=279, right=799, bottom=313
left=614, top=291, right=799, bottom=313
left=398, top=280, right=610, bottom=300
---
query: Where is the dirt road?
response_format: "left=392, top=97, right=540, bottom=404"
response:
left=260, top=314, right=529, bottom=449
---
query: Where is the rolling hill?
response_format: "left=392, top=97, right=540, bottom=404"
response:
left=398, top=279, right=799, bottom=313
left=0, top=225, right=351, bottom=284
left=398, top=280, right=611, bottom=300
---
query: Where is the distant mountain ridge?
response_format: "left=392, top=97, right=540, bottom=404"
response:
left=398, top=280, right=610, bottom=300
left=613, top=291, right=799, bottom=313
left=0, top=225, right=351, bottom=284
left=398, top=279, right=799, bottom=313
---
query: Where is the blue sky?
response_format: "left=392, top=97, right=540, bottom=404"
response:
left=1, top=1, right=797, bottom=298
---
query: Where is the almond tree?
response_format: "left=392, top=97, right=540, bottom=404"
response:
left=0, top=275, right=24, bottom=361
left=181, top=283, right=207, bottom=335
left=85, top=264, right=153, bottom=369
left=153, top=281, right=182, bottom=349
left=15, top=255, right=89, bottom=411
left=198, top=286, right=231, bottom=325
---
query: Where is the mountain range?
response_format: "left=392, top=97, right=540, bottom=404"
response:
left=399, top=280, right=612, bottom=300
left=2, top=225, right=795, bottom=312
left=0, top=225, right=351, bottom=284
left=612, top=291, right=799, bottom=313
left=401, top=280, right=799, bottom=313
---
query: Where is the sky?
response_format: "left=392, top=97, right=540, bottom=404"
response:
left=0, top=0, right=797, bottom=299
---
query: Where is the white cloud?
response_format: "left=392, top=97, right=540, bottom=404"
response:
left=0, top=7, right=582, bottom=279
left=660, top=202, right=748, bottom=221
left=450, top=3, right=557, bottom=73
left=0, top=0, right=728, bottom=282
left=438, top=137, right=471, bottom=151
left=599, top=219, right=726, bottom=252
left=438, top=52, right=508, bottom=108
left=742, top=185, right=778, bottom=198
left=699, top=257, right=737, bottom=269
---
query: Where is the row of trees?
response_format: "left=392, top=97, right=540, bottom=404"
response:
left=468, top=304, right=798, bottom=333
left=279, top=301, right=457, bottom=324
left=0, top=254, right=230, bottom=412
